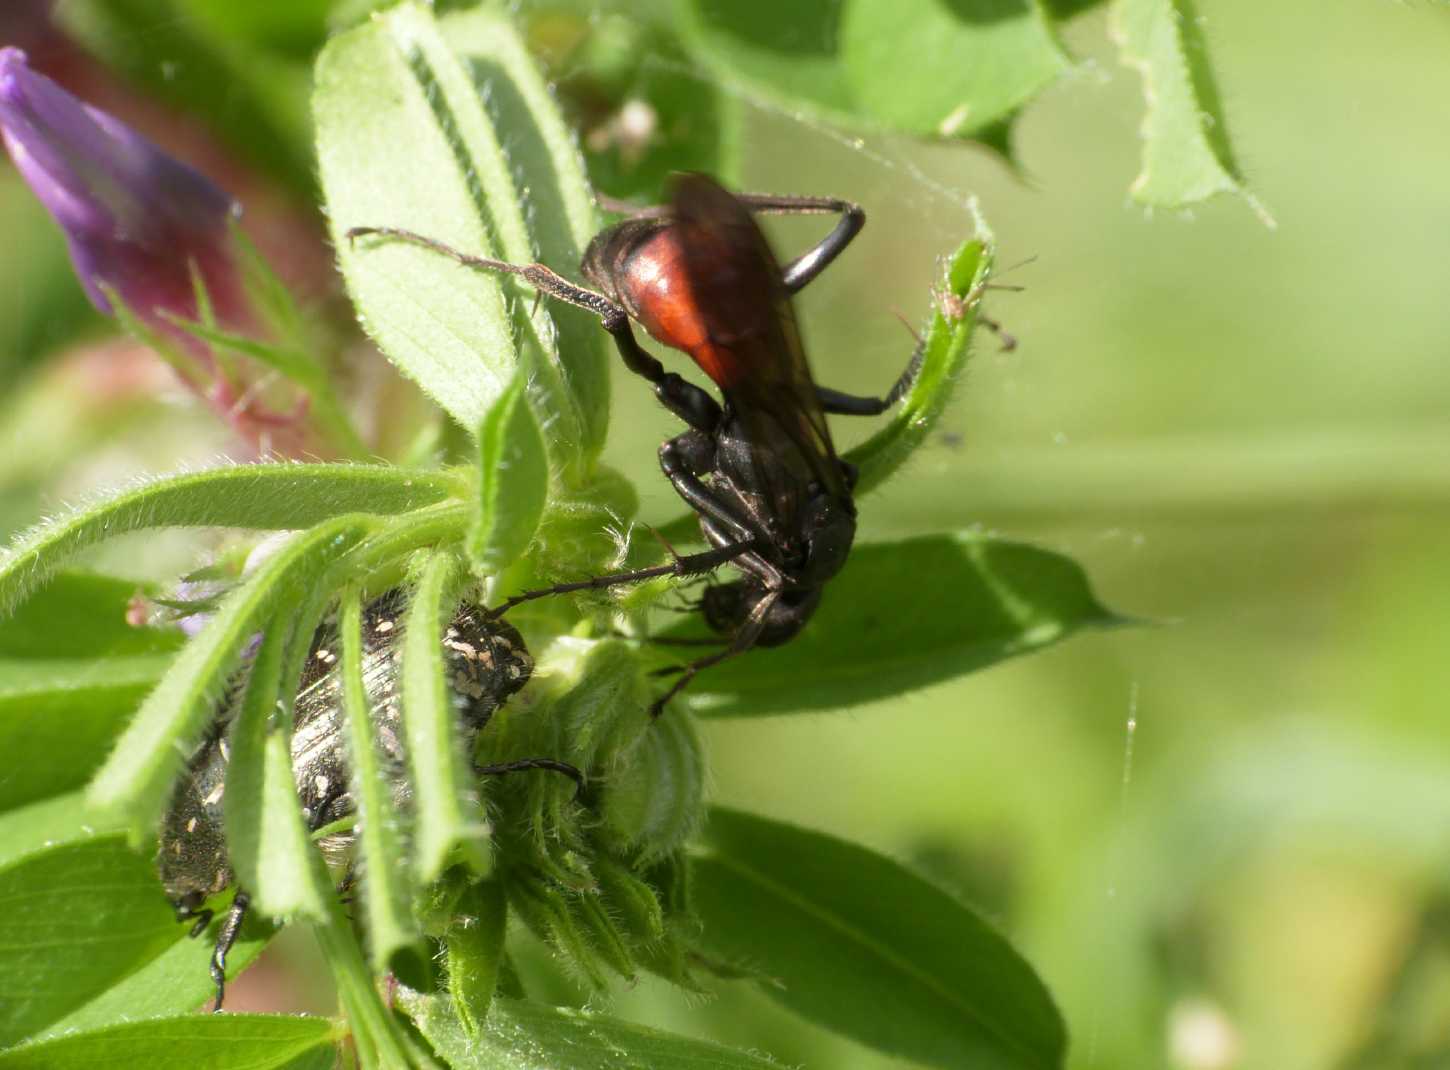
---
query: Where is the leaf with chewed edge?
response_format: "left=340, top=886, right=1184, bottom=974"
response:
left=1111, top=0, right=1264, bottom=215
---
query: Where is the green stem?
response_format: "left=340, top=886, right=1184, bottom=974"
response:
left=313, top=899, right=439, bottom=1070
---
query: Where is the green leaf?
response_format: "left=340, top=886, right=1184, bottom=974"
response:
left=403, top=991, right=783, bottom=1070
left=35, top=916, right=272, bottom=1039
left=0, top=572, right=183, bottom=659
left=86, top=516, right=374, bottom=836
left=0, top=1014, right=342, bottom=1070
left=678, top=0, right=857, bottom=119
left=316, top=3, right=607, bottom=477
left=847, top=233, right=991, bottom=496
left=692, top=808, right=1066, bottom=1070
left=1044, top=0, right=1109, bottom=17
left=679, top=0, right=1064, bottom=145
left=0, top=836, right=177, bottom=1047
left=224, top=620, right=332, bottom=922
left=404, top=551, right=490, bottom=882
left=442, top=5, right=612, bottom=469
left=0, top=655, right=172, bottom=811
left=0, top=793, right=119, bottom=870
left=673, top=533, right=1120, bottom=717
left=468, top=375, right=549, bottom=576
left=444, top=878, right=508, bottom=1037
left=519, top=9, right=744, bottom=197
left=599, top=708, right=704, bottom=861
left=1110, top=0, right=1259, bottom=212
left=0, top=463, right=459, bottom=615
left=839, top=0, right=1070, bottom=138
left=338, top=588, right=421, bottom=975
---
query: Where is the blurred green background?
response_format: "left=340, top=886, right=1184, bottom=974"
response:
left=3, top=1, right=1449, bottom=1068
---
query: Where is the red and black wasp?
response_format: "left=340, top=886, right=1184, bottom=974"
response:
left=350, top=174, right=920, bottom=715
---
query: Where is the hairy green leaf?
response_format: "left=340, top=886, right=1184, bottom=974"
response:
left=444, top=878, right=508, bottom=1037
left=0, top=1013, right=341, bottom=1070
left=317, top=3, right=607, bottom=475
left=0, top=463, right=459, bottom=615
left=86, top=517, right=373, bottom=836
left=468, top=375, right=549, bottom=576
left=224, top=621, right=331, bottom=922
left=404, top=551, right=489, bottom=882
left=693, top=808, right=1066, bottom=1070
left=839, top=0, right=1069, bottom=138
left=1111, top=0, right=1258, bottom=212
left=848, top=234, right=991, bottom=496
left=403, top=991, right=783, bottom=1069
left=442, top=4, right=611, bottom=470
left=674, top=533, right=1120, bottom=717
left=339, top=588, right=421, bottom=975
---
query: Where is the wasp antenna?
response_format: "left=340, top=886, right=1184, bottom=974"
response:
left=993, top=253, right=1039, bottom=279
left=890, top=307, right=924, bottom=345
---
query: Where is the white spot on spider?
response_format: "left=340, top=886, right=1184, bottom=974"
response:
left=185, top=818, right=197, bottom=833
left=204, top=784, right=224, bottom=806
left=314, top=774, right=329, bottom=795
left=375, top=619, right=395, bottom=633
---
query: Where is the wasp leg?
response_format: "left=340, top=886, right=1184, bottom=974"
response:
left=209, top=890, right=250, bottom=1013
left=478, top=757, right=588, bottom=801
left=815, top=336, right=924, bottom=417
left=489, top=538, right=757, bottom=618
left=727, top=193, right=865, bottom=295
left=647, top=588, right=781, bottom=718
left=597, top=189, right=864, bottom=295
left=658, top=431, right=757, bottom=545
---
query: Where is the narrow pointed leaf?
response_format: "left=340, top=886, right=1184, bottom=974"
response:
left=674, top=533, right=1121, bottom=717
left=339, top=588, right=421, bottom=974
left=0, top=1014, right=342, bottom=1070
left=403, top=991, right=783, bottom=1070
left=441, top=5, right=611, bottom=465
left=847, top=234, right=990, bottom=496
left=404, top=551, right=489, bottom=882
left=467, top=374, right=549, bottom=576
left=224, top=620, right=330, bottom=921
left=0, top=463, right=458, bottom=614
left=86, top=516, right=373, bottom=835
left=693, top=808, right=1066, bottom=1070
left=444, top=877, right=508, bottom=1036
left=1111, top=0, right=1258, bottom=212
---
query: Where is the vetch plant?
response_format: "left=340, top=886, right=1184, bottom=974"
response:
left=0, top=47, right=361, bottom=457
left=0, top=2, right=1270, bottom=1067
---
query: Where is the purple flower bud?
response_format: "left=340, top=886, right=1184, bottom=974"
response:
left=0, top=46, right=247, bottom=334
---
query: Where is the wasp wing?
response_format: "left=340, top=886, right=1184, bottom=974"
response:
left=669, top=173, right=847, bottom=509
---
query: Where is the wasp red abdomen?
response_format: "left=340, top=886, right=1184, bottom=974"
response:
left=608, top=224, right=774, bottom=392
